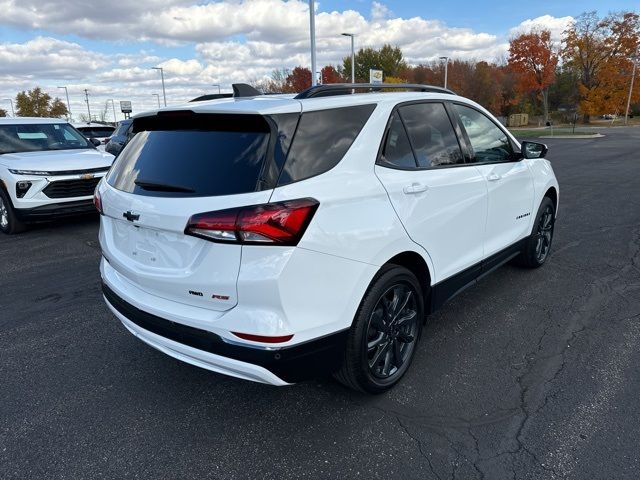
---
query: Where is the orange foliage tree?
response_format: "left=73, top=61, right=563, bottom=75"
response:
left=562, top=11, right=640, bottom=122
left=321, top=65, right=344, bottom=84
left=508, top=30, right=558, bottom=122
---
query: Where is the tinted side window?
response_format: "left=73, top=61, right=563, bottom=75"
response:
left=399, top=103, right=463, bottom=167
left=379, top=112, right=416, bottom=168
left=454, top=105, right=513, bottom=163
left=277, top=104, right=375, bottom=186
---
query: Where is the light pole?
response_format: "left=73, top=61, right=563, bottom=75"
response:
left=439, top=56, right=449, bottom=89
left=342, top=33, right=355, bottom=83
left=152, top=67, right=167, bottom=106
left=152, top=93, right=161, bottom=108
left=83, top=89, right=92, bottom=123
left=2, top=98, right=15, bottom=116
left=625, top=54, right=638, bottom=126
left=106, top=99, right=117, bottom=123
left=309, top=0, right=317, bottom=86
left=57, top=86, right=71, bottom=121
left=211, top=84, right=221, bottom=94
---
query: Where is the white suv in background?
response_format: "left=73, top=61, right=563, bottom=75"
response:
left=97, top=83, right=558, bottom=393
left=0, top=118, right=114, bottom=234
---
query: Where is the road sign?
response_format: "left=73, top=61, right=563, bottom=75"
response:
left=120, top=101, right=132, bottom=113
left=369, top=69, right=383, bottom=84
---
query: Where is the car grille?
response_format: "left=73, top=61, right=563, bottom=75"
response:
left=43, top=177, right=101, bottom=199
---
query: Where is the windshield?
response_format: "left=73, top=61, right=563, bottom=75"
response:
left=0, top=123, right=92, bottom=154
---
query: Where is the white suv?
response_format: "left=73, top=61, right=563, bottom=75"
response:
left=0, top=118, right=114, bottom=234
left=97, top=84, right=558, bottom=393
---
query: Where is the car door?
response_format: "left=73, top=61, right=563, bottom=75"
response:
left=374, top=102, right=488, bottom=284
left=452, top=104, right=535, bottom=258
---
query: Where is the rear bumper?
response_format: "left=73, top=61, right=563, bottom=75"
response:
left=102, top=283, right=348, bottom=385
left=15, top=199, right=96, bottom=221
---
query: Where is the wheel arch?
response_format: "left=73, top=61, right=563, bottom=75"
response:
left=544, top=186, right=558, bottom=213
left=382, top=250, right=432, bottom=317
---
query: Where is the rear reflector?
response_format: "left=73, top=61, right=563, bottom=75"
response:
left=185, top=198, right=319, bottom=246
left=231, top=332, right=294, bottom=343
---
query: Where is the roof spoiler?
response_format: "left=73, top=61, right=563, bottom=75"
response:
left=232, top=83, right=263, bottom=98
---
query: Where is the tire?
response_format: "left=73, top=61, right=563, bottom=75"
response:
left=515, top=197, right=555, bottom=268
left=334, top=265, right=424, bottom=393
left=0, top=188, right=27, bottom=235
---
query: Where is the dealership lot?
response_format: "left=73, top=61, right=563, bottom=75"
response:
left=1, top=127, right=639, bottom=479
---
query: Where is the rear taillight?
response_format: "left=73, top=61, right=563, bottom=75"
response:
left=185, top=198, right=319, bottom=245
left=93, top=188, right=103, bottom=214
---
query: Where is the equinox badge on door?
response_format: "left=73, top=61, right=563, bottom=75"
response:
left=123, top=211, right=140, bottom=222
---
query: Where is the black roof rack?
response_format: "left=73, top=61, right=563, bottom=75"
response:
left=190, top=93, right=233, bottom=102
left=294, top=83, right=456, bottom=100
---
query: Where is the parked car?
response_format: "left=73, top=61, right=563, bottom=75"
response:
left=73, top=122, right=116, bottom=151
left=105, top=119, right=132, bottom=157
left=97, top=83, right=559, bottom=393
left=0, top=118, right=114, bottom=234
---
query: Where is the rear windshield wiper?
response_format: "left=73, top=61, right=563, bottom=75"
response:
left=134, top=179, right=196, bottom=193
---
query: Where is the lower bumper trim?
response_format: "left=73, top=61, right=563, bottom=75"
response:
left=102, top=282, right=348, bottom=384
left=15, top=200, right=96, bottom=221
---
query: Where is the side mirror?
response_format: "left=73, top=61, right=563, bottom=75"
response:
left=521, top=141, right=548, bottom=159
left=90, top=138, right=102, bottom=147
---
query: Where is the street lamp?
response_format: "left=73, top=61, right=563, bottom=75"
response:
left=1, top=98, right=15, bottom=116
left=211, top=84, right=221, bottom=94
left=625, top=53, right=638, bottom=126
left=106, top=99, right=117, bottom=123
left=439, top=56, right=449, bottom=89
left=309, top=0, right=317, bottom=86
left=152, top=93, right=161, bottom=108
left=57, top=86, right=71, bottom=121
left=83, top=89, right=92, bottom=123
left=342, top=33, right=356, bottom=83
left=151, top=67, right=167, bottom=106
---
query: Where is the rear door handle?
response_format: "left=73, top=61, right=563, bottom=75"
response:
left=403, top=183, right=428, bottom=194
left=487, top=173, right=502, bottom=182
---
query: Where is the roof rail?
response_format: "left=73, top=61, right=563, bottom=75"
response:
left=232, top=83, right=263, bottom=98
left=294, top=83, right=456, bottom=100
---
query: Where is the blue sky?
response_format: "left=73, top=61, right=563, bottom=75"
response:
left=0, top=0, right=636, bottom=119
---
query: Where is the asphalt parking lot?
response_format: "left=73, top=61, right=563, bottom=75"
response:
left=1, top=126, right=639, bottom=480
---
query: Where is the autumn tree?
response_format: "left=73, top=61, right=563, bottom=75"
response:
left=320, top=65, right=343, bottom=84
left=562, top=11, right=640, bottom=122
left=15, top=87, right=68, bottom=118
left=508, top=29, right=558, bottom=122
left=342, top=44, right=407, bottom=82
left=0, top=108, right=7, bottom=117
left=284, top=66, right=312, bottom=92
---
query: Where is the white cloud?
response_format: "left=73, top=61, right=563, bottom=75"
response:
left=371, top=1, right=393, bottom=21
left=0, top=1, right=576, bottom=121
left=0, top=37, right=108, bottom=78
left=509, top=15, right=574, bottom=44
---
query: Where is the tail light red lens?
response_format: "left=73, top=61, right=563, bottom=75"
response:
left=185, top=198, right=319, bottom=245
left=93, top=188, right=103, bottom=214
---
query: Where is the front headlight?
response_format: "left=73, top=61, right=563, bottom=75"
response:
left=8, top=169, right=51, bottom=176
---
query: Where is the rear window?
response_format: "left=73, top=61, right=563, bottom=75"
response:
left=77, top=127, right=115, bottom=138
left=106, top=113, right=271, bottom=197
left=277, top=104, right=375, bottom=185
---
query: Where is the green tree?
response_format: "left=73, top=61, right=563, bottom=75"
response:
left=343, top=44, right=407, bottom=82
left=15, top=87, right=68, bottom=118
